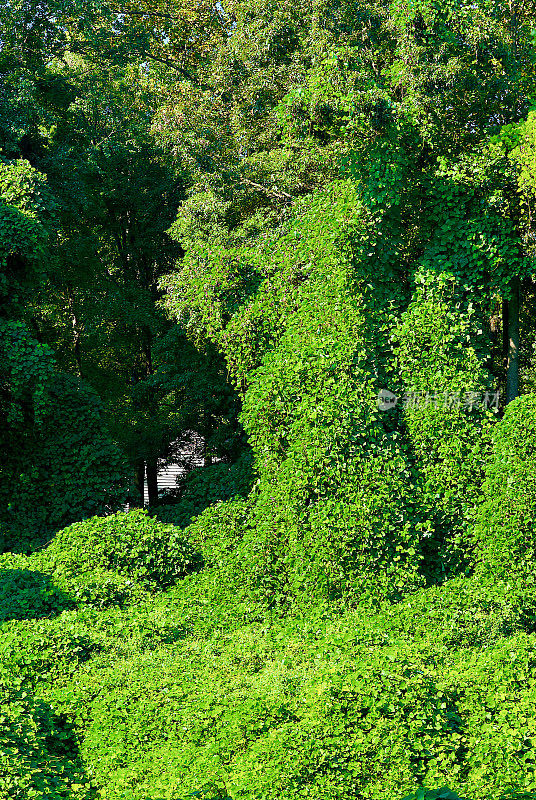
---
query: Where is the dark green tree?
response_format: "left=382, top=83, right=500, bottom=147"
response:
left=0, top=158, right=131, bottom=551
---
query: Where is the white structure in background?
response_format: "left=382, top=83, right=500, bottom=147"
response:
left=143, top=432, right=209, bottom=504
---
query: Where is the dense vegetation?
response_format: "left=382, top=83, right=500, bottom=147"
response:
left=3, top=0, right=536, bottom=797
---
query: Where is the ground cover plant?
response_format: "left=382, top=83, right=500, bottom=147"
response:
left=3, top=217, right=536, bottom=797
left=4, top=0, right=536, bottom=797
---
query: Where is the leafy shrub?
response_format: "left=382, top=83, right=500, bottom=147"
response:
left=474, top=394, right=536, bottom=579
left=185, top=499, right=249, bottom=566
left=0, top=564, right=74, bottom=622
left=165, top=182, right=425, bottom=606
left=3, top=534, right=536, bottom=800
left=63, top=567, right=152, bottom=610
left=0, top=666, right=94, bottom=799
left=394, top=270, right=495, bottom=580
left=69, top=636, right=459, bottom=799
left=36, top=509, right=201, bottom=593
left=0, top=620, right=98, bottom=687
left=40, top=574, right=536, bottom=800
left=403, top=791, right=467, bottom=800
left=373, top=575, right=536, bottom=650
left=1, top=372, right=132, bottom=553
left=0, top=509, right=201, bottom=618
left=177, top=498, right=268, bottom=620
left=152, top=451, right=254, bottom=530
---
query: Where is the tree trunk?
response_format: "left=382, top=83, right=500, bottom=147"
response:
left=146, top=458, right=158, bottom=506
left=505, top=276, right=520, bottom=405
left=502, top=298, right=509, bottom=367
left=133, top=460, right=145, bottom=507
left=67, top=290, right=83, bottom=378
left=489, top=302, right=502, bottom=383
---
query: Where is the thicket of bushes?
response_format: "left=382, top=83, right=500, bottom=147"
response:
left=2, top=181, right=536, bottom=799
left=0, top=158, right=132, bottom=555
left=3, top=549, right=536, bottom=798
left=166, top=183, right=426, bottom=607
left=4, top=0, right=536, bottom=795
left=0, top=510, right=200, bottom=617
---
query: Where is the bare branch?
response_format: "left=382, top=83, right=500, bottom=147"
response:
left=241, top=179, right=293, bottom=203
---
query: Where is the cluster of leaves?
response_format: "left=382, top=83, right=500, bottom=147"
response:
left=2, top=387, right=536, bottom=798
left=474, top=394, right=536, bottom=586
left=393, top=270, right=496, bottom=580
left=163, top=149, right=526, bottom=602
left=151, top=450, right=254, bottom=530
left=0, top=669, right=95, bottom=800
left=156, top=0, right=536, bottom=603
left=39, top=509, right=201, bottom=591
left=3, top=531, right=536, bottom=799
left=0, top=156, right=132, bottom=552
left=0, top=159, right=53, bottom=301
left=1, top=373, right=132, bottom=553
left=165, top=181, right=429, bottom=606
left=0, top=509, right=201, bottom=612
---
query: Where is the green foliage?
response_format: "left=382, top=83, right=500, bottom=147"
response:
left=36, top=509, right=201, bottom=594
left=474, top=394, right=536, bottom=581
left=0, top=665, right=94, bottom=800
left=3, top=2, right=536, bottom=798
left=394, top=271, right=495, bottom=579
left=421, top=149, right=529, bottom=296
left=0, top=158, right=54, bottom=286
left=1, top=373, right=132, bottom=553
left=4, top=519, right=536, bottom=799
left=0, top=155, right=133, bottom=552
left=0, top=565, right=74, bottom=622
left=403, top=790, right=467, bottom=800
left=0, top=509, right=201, bottom=616
left=0, top=160, right=56, bottom=436
left=179, top=499, right=254, bottom=612
left=152, top=451, right=254, bottom=529
left=166, top=181, right=424, bottom=605
left=69, top=637, right=467, bottom=798
left=509, top=111, right=536, bottom=260
left=0, top=318, right=55, bottom=428
left=0, top=570, right=531, bottom=800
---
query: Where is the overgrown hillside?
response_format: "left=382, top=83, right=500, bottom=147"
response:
left=3, top=184, right=536, bottom=797
left=3, top=426, right=536, bottom=799
left=3, top=0, right=536, bottom=797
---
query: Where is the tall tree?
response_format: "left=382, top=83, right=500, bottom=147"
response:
left=153, top=0, right=536, bottom=405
